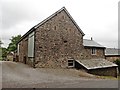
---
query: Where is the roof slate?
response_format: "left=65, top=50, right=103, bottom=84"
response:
left=76, top=59, right=117, bottom=70
left=83, top=39, right=105, bottom=48
left=105, top=48, right=120, bottom=55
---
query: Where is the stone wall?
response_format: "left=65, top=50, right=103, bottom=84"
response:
left=35, top=10, right=85, bottom=68
left=88, top=67, right=118, bottom=77
left=105, top=55, right=120, bottom=62
left=18, top=40, right=24, bottom=63
left=83, top=47, right=105, bottom=59
left=18, top=37, right=34, bottom=67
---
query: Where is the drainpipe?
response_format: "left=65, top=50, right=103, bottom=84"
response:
left=33, top=30, right=36, bottom=68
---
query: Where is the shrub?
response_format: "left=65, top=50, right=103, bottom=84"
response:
left=114, top=59, right=120, bottom=73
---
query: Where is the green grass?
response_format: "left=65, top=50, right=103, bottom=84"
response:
left=0, top=48, right=2, bottom=61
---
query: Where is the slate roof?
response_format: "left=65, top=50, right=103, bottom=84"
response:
left=17, top=7, right=85, bottom=44
left=76, top=59, right=117, bottom=70
left=105, top=48, right=120, bottom=56
left=83, top=39, right=105, bottom=48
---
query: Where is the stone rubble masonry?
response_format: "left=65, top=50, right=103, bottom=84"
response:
left=83, top=47, right=105, bottom=59
left=105, top=56, right=120, bottom=62
left=35, top=10, right=84, bottom=68
left=88, top=67, right=118, bottom=77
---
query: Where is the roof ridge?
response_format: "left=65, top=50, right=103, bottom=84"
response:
left=84, top=39, right=102, bottom=44
left=83, top=39, right=92, bottom=41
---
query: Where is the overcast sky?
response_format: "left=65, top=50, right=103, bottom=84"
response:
left=1, top=0, right=119, bottom=48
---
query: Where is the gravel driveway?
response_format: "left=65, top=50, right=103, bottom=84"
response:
left=1, top=61, right=118, bottom=88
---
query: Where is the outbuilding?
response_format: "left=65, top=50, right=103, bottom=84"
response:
left=75, top=59, right=118, bottom=77
left=105, top=48, right=120, bottom=62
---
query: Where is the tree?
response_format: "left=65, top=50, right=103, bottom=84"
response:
left=0, top=40, right=7, bottom=60
left=2, top=47, right=7, bottom=59
left=114, top=59, right=120, bottom=74
left=0, top=40, right=3, bottom=47
left=7, top=35, right=21, bottom=52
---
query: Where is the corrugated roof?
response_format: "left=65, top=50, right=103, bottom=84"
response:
left=83, top=39, right=105, bottom=48
left=105, top=48, right=120, bottom=55
left=76, top=59, right=117, bottom=70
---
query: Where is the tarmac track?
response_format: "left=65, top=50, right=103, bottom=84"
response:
left=1, top=61, right=118, bottom=88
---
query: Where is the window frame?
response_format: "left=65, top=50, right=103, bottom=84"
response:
left=17, top=43, right=20, bottom=55
left=28, top=32, right=35, bottom=58
left=68, top=59, right=75, bottom=67
left=91, top=48, right=96, bottom=55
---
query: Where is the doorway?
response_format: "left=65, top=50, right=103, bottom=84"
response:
left=23, top=56, right=26, bottom=64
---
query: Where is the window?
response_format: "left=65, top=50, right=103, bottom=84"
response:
left=17, top=44, right=20, bottom=55
left=28, top=32, right=34, bottom=57
left=64, top=40, right=67, bottom=43
left=91, top=48, right=96, bottom=55
left=68, top=59, right=75, bottom=67
left=54, top=26, right=56, bottom=30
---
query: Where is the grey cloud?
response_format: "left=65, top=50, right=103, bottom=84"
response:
left=1, top=0, right=65, bottom=30
left=1, top=1, right=39, bottom=29
left=0, top=0, right=118, bottom=48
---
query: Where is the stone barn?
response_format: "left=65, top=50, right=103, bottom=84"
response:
left=17, top=7, right=118, bottom=77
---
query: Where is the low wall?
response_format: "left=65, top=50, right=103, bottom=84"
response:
left=105, top=55, right=120, bottom=62
left=88, top=67, right=118, bottom=77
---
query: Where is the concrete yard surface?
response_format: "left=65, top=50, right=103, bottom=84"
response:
left=1, top=61, right=118, bottom=88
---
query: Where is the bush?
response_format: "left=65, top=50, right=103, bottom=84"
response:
left=114, top=59, right=120, bottom=73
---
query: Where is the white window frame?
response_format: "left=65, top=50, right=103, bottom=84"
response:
left=68, top=59, right=75, bottom=67
left=91, top=48, right=96, bottom=55
left=17, top=44, right=20, bottom=55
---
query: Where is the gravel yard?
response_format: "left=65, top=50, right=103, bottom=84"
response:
left=1, top=61, right=118, bottom=88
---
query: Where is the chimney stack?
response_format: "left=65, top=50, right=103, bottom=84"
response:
left=91, top=37, right=93, bottom=40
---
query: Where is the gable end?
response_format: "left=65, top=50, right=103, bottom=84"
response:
left=17, top=7, right=85, bottom=44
